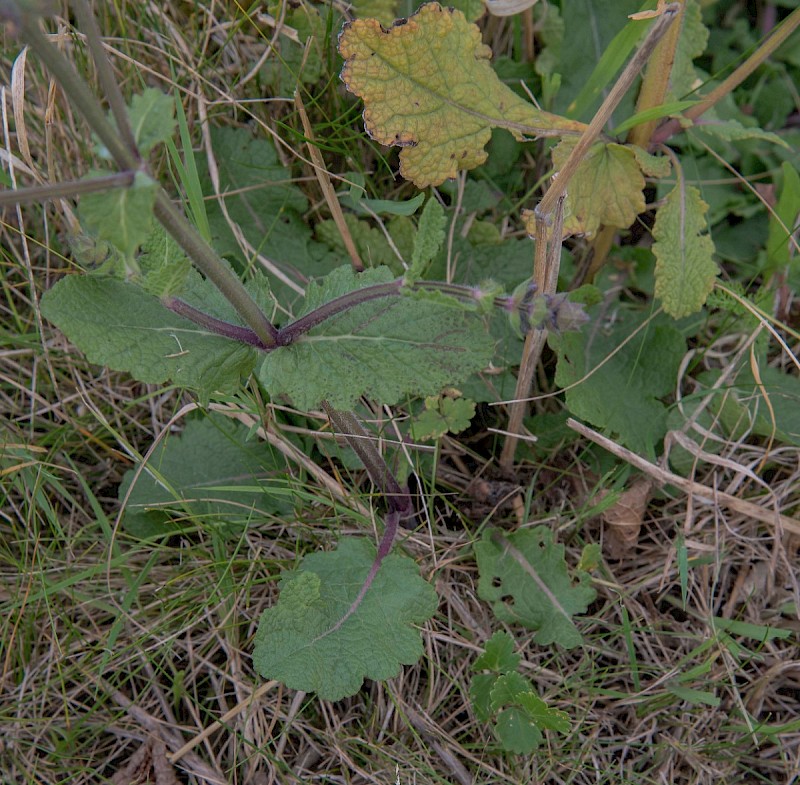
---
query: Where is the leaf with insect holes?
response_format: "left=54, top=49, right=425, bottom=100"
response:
left=653, top=180, right=717, bottom=317
left=253, top=537, right=437, bottom=701
left=552, top=307, right=685, bottom=457
left=127, top=89, right=176, bottom=156
left=258, top=266, right=495, bottom=410
left=338, top=2, right=585, bottom=188
left=475, top=527, right=595, bottom=648
left=40, top=275, right=258, bottom=399
left=547, top=140, right=647, bottom=237
left=79, top=170, right=156, bottom=258
left=119, top=412, right=293, bottom=538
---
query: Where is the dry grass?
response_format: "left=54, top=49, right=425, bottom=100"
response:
left=2, top=2, right=799, bottom=784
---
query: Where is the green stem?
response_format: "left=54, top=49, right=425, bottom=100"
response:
left=18, top=9, right=278, bottom=348
left=0, top=171, right=134, bottom=206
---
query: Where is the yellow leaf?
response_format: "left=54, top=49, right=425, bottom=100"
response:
left=339, top=2, right=585, bottom=188
left=549, top=140, right=647, bottom=237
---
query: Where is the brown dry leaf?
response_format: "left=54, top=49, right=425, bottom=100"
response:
left=111, top=739, right=180, bottom=785
left=602, top=476, right=653, bottom=559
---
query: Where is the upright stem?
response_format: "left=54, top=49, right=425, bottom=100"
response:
left=17, top=9, right=278, bottom=348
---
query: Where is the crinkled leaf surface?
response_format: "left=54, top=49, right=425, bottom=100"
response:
left=40, top=276, right=256, bottom=398
left=258, top=266, right=495, bottom=410
left=138, top=225, right=191, bottom=297
left=549, top=140, right=646, bottom=237
left=127, top=89, right=176, bottom=156
left=339, top=3, right=585, bottom=188
left=475, top=528, right=596, bottom=648
left=253, top=537, right=438, bottom=700
left=653, top=181, right=717, bottom=318
left=553, top=308, right=685, bottom=457
left=119, top=412, right=293, bottom=538
left=79, top=171, right=156, bottom=258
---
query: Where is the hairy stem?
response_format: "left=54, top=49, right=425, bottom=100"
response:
left=163, top=298, right=268, bottom=348
left=0, top=171, right=134, bottom=206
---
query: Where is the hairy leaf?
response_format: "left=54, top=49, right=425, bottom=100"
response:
left=40, top=276, right=256, bottom=398
left=259, top=266, right=495, bottom=410
left=127, top=89, right=176, bottom=156
left=79, top=170, right=156, bottom=258
left=138, top=225, right=191, bottom=297
left=653, top=180, right=717, bottom=317
left=119, top=412, right=293, bottom=538
left=669, top=0, right=708, bottom=100
left=553, top=308, right=685, bottom=457
left=409, top=196, right=446, bottom=278
left=316, top=214, right=398, bottom=269
left=692, top=118, right=788, bottom=148
left=475, top=528, right=596, bottom=648
left=339, top=2, right=585, bottom=188
left=253, top=537, right=438, bottom=700
left=549, top=140, right=646, bottom=237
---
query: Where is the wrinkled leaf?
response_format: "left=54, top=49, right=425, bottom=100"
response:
left=549, top=140, right=646, bottom=237
left=253, top=537, right=438, bottom=700
left=339, top=3, right=585, bottom=188
left=40, top=276, right=257, bottom=399
left=475, top=527, right=596, bottom=648
left=119, top=412, right=293, bottom=538
left=553, top=308, right=685, bottom=457
left=653, top=180, right=717, bottom=318
left=259, top=266, right=495, bottom=410
left=80, top=170, right=156, bottom=258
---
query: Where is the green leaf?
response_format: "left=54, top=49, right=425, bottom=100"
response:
left=494, top=707, right=543, bottom=754
left=127, top=89, right=176, bottom=156
left=469, top=673, right=498, bottom=722
left=553, top=308, right=685, bottom=457
left=669, top=0, right=708, bottom=100
left=316, top=215, right=398, bottom=269
left=138, top=225, right=191, bottom=297
left=40, top=276, right=256, bottom=398
left=612, top=100, right=699, bottom=137
left=80, top=170, right=156, bottom=258
left=350, top=0, right=398, bottom=25
left=409, top=196, right=446, bottom=279
left=765, top=162, right=800, bottom=275
left=691, top=118, right=788, bottom=148
left=653, top=180, right=718, bottom=318
left=258, top=265, right=495, bottom=410
left=517, top=692, right=571, bottom=734
left=253, top=537, right=438, bottom=700
left=475, top=527, right=596, bottom=648
left=338, top=3, right=585, bottom=188
left=473, top=631, right=520, bottom=674
left=550, top=140, right=646, bottom=236
left=119, top=412, right=293, bottom=538
left=261, top=1, right=327, bottom=90
left=410, top=394, right=475, bottom=441
left=490, top=671, right=530, bottom=709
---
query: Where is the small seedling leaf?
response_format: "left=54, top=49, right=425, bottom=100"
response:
left=653, top=181, right=717, bottom=317
left=517, top=692, right=571, bottom=733
left=259, top=266, right=494, bottom=410
left=253, top=537, right=438, bottom=700
left=119, top=412, right=293, bottom=537
left=339, top=2, right=585, bottom=188
left=79, top=170, right=156, bottom=259
left=40, top=276, right=256, bottom=398
left=127, top=89, right=176, bottom=156
left=410, top=394, right=475, bottom=441
left=494, top=707, right=543, bottom=753
left=473, top=631, right=520, bottom=674
left=469, top=673, right=498, bottom=722
left=475, top=527, right=596, bottom=648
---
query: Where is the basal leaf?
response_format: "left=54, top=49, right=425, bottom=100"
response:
left=517, top=692, right=571, bottom=734
left=119, top=412, right=293, bottom=538
left=40, top=276, right=256, bottom=398
left=316, top=215, right=398, bottom=269
left=79, top=170, right=156, bottom=258
left=549, top=140, right=646, bottom=237
left=253, top=537, right=438, bottom=700
left=765, top=161, right=800, bottom=276
left=494, top=707, right=543, bottom=754
left=553, top=308, right=685, bottom=457
left=410, top=394, right=475, bottom=441
left=653, top=180, right=717, bottom=318
left=258, top=266, right=495, bottom=410
left=127, top=89, right=176, bottom=156
left=138, top=225, right=191, bottom=297
left=469, top=673, right=497, bottom=722
left=339, top=3, right=585, bottom=188
left=475, top=527, right=596, bottom=649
